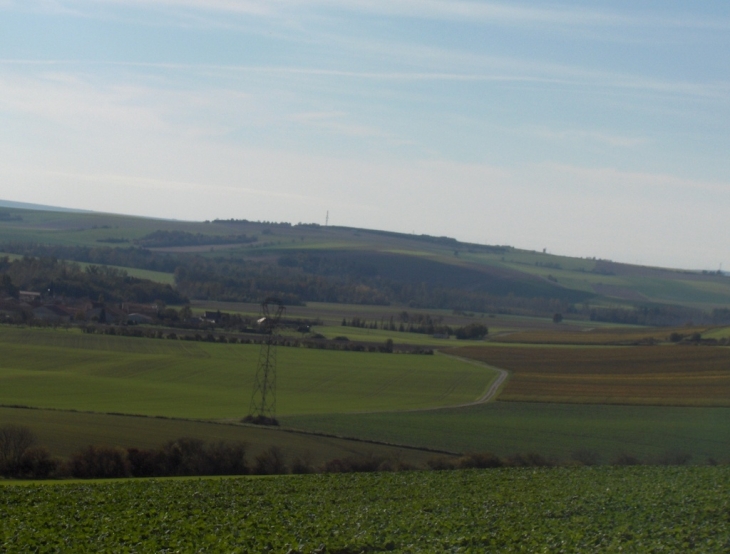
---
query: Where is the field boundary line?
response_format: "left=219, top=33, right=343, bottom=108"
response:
left=0, top=404, right=461, bottom=457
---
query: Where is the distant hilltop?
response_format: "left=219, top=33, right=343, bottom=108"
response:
left=0, top=199, right=93, bottom=214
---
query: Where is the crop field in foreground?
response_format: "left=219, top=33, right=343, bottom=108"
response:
left=0, top=407, right=439, bottom=465
left=2, top=468, right=728, bottom=552
left=281, top=402, right=730, bottom=462
left=0, top=327, right=497, bottom=418
left=446, top=345, right=730, bottom=406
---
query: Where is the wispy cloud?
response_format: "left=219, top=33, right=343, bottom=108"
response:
left=3, top=58, right=727, bottom=104
left=526, top=127, right=649, bottom=149
left=6, top=0, right=730, bottom=30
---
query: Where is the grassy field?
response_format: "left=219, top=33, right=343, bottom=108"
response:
left=0, top=327, right=498, bottom=419
left=2, top=469, right=728, bottom=551
left=447, top=345, right=730, bottom=406
left=704, top=326, right=730, bottom=339
left=281, top=401, right=730, bottom=463
left=0, top=407, right=440, bottom=465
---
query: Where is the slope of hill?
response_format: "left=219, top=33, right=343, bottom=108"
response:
left=1, top=202, right=729, bottom=323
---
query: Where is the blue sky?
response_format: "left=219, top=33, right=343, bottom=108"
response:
left=0, top=1, right=728, bottom=269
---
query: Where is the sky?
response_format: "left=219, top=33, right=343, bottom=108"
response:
left=0, top=1, right=728, bottom=270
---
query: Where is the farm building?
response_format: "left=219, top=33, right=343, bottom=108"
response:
left=32, top=305, right=73, bottom=322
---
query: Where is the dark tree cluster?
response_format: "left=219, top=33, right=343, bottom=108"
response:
left=454, top=323, right=489, bottom=340
left=134, top=230, right=257, bottom=248
left=341, top=314, right=485, bottom=340
left=0, top=256, right=186, bottom=304
left=581, top=304, right=716, bottom=326
left=0, top=243, right=181, bottom=273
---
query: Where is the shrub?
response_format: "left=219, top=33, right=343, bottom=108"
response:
left=454, top=323, right=488, bottom=340
left=126, top=447, right=159, bottom=477
left=505, top=453, right=553, bottom=467
left=69, top=446, right=131, bottom=478
left=253, top=446, right=287, bottom=475
left=426, top=457, right=457, bottom=471
left=0, top=425, right=37, bottom=476
left=456, top=452, right=504, bottom=469
left=571, top=449, right=601, bottom=466
left=611, top=453, right=642, bottom=466
left=323, top=455, right=390, bottom=473
left=205, top=441, right=249, bottom=475
left=290, top=456, right=315, bottom=474
left=652, top=451, right=692, bottom=466
left=242, top=414, right=279, bottom=426
left=17, top=447, right=58, bottom=479
left=156, top=438, right=208, bottom=476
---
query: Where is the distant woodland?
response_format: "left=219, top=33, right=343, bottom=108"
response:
left=2, top=241, right=730, bottom=326
left=0, top=256, right=185, bottom=304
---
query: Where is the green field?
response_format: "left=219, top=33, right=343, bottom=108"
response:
left=0, top=327, right=497, bottom=419
left=3, top=325, right=730, bottom=463
left=281, top=402, right=730, bottom=463
left=0, top=407, right=439, bottom=465
left=2, top=468, right=728, bottom=552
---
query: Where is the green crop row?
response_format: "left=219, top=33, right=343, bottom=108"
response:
left=2, top=467, right=729, bottom=552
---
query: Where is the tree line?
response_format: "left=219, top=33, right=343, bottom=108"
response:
left=134, top=230, right=257, bottom=248
left=342, top=316, right=488, bottom=339
left=0, top=256, right=186, bottom=304
left=1, top=425, right=706, bottom=481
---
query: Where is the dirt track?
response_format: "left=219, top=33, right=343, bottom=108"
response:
left=432, top=352, right=509, bottom=408
left=346, top=352, right=510, bottom=415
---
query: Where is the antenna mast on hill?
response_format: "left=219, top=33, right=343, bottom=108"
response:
left=325, top=210, right=329, bottom=226
left=246, top=297, right=285, bottom=425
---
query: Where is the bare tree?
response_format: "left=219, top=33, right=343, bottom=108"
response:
left=0, top=425, right=37, bottom=470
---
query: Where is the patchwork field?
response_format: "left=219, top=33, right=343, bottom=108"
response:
left=446, top=345, right=730, bottom=406
left=282, top=402, right=730, bottom=463
left=0, top=327, right=498, bottom=419
left=2, top=468, right=728, bottom=551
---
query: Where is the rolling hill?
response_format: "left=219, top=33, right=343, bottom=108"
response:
left=1, top=202, right=729, bottom=324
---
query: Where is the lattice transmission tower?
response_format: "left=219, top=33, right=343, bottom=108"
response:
left=246, top=297, right=285, bottom=425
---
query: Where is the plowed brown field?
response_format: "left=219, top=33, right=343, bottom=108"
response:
left=446, top=345, right=730, bottom=406
left=493, top=326, right=714, bottom=345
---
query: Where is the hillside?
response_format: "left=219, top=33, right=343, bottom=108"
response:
left=1, top=203, right=729, bottom=325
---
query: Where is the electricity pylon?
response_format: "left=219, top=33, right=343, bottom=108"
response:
left=246, top=297, right=285, bottom=425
